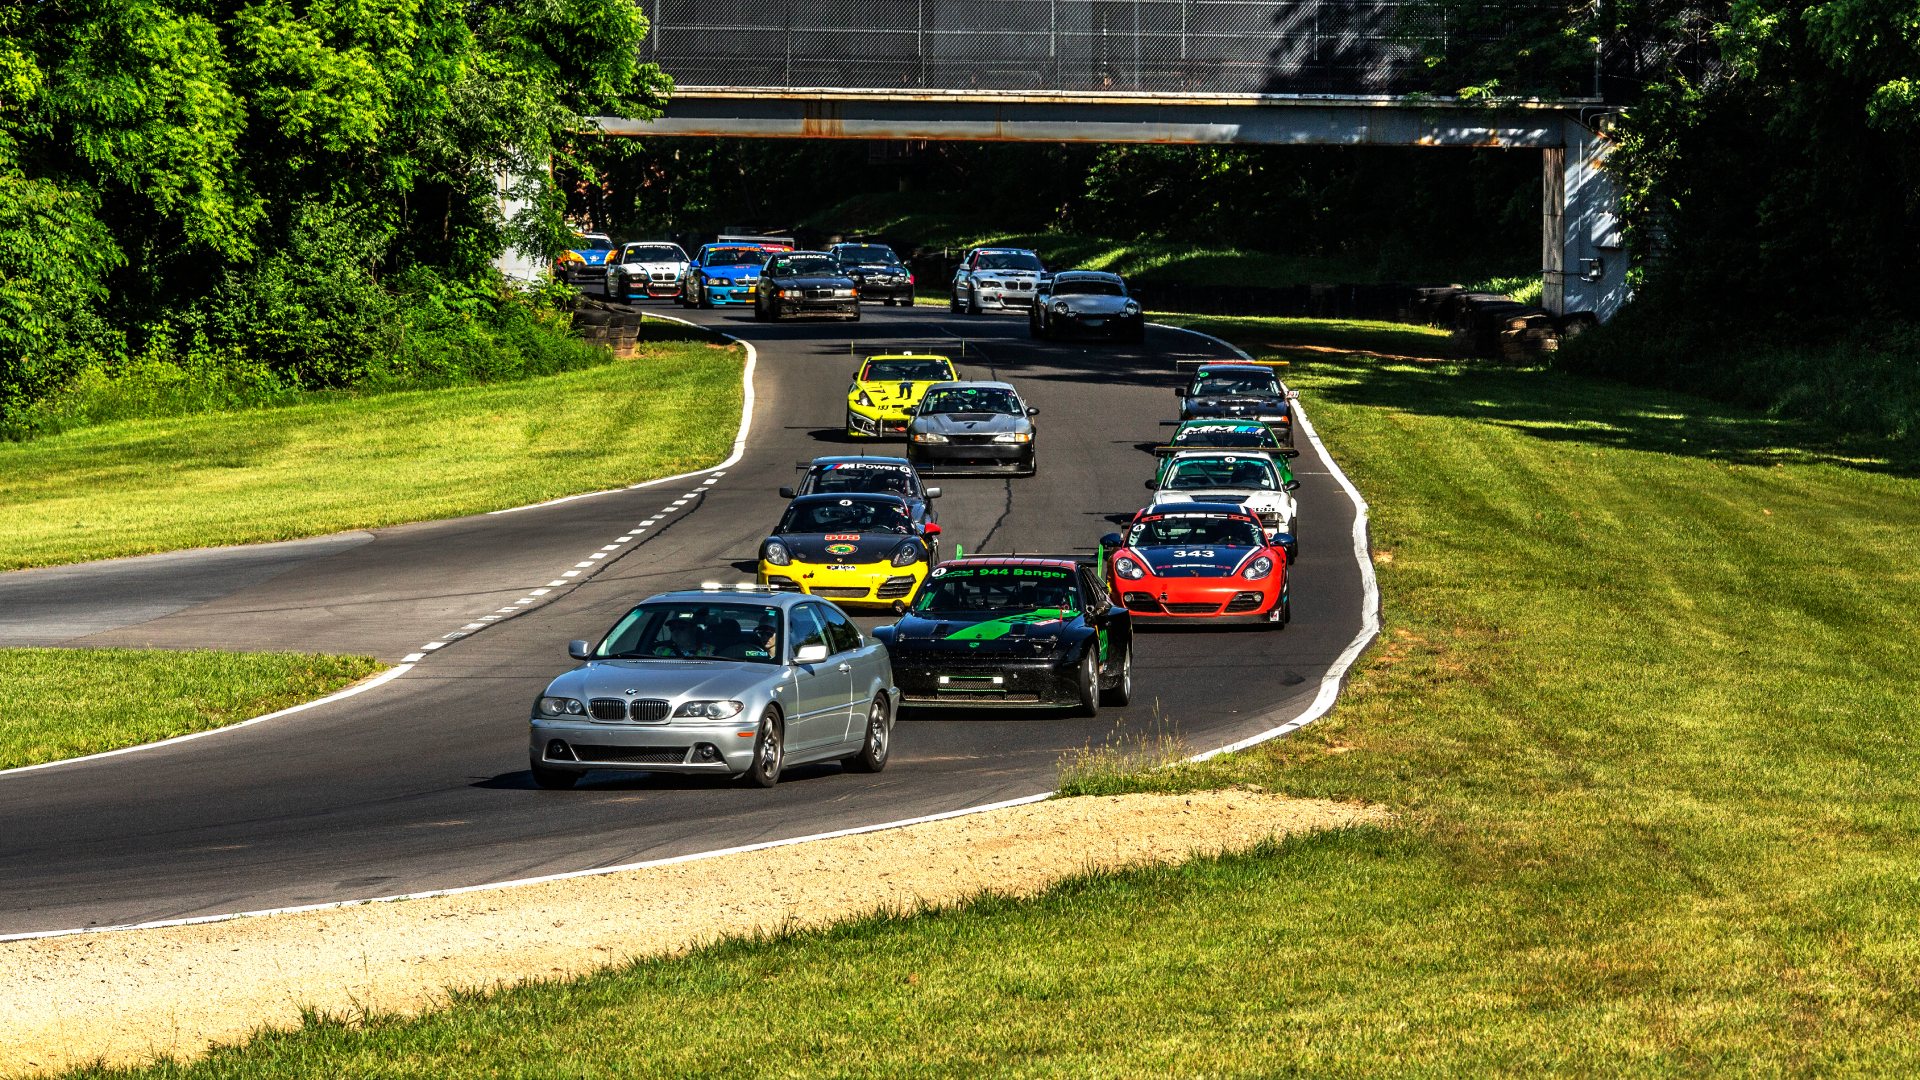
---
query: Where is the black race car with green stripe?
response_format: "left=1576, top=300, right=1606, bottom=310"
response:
left=874, top=557, right=1132, bottom=715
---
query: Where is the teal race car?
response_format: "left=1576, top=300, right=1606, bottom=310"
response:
left=682, top=237, right=790, bottom=308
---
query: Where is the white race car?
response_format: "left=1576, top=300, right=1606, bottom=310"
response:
left=606, top=241, right=691, bottom=302
left=950, top=247, right=1045, bottom=314
left=1145, top=449, right=1299, bottom=540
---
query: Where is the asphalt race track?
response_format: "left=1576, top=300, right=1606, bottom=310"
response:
left=0, top=302, right=1368, bottom=936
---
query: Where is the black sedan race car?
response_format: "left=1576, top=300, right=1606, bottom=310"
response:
left=1030, top=270, right=1145, bottom=342
left=876, top=558, right=1132, bottom=715
left=829, top=242, right=915, bottom=305
left=1175, top=361, right=1295, bottom=445
left=755, top=251, right=861, bottom=321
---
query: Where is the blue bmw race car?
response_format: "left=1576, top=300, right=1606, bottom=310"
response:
left=683, top=236, right=791, bottom=308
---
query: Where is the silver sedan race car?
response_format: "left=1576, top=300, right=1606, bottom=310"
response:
left=528, top=589, right=899, bottom=789
left=950, top=247, right=1045, bottom=315
left=1030, top=270, right=1145, bottom=342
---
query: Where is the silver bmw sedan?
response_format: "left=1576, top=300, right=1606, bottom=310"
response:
left=527, top=589, right=899, bottom=788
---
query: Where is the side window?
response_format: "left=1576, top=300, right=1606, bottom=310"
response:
left=789, top=606, right=828, bottom=658
left=1080, top=568, right=1110, bottom=608
left=820, top=604, right=861, bottom=655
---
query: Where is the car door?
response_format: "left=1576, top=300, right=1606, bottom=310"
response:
left=786, top=603, right=849, bottom=751
left=818, top=603, right=871, bottom=746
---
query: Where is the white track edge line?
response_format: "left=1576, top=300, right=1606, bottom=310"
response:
left=487, top=314, right=757, bottom=514
left=0, top=664, right=415, bottom=780
left=1147, top=321, right=1382, bottom=761
left=0, top=791, right=1051, bottom=942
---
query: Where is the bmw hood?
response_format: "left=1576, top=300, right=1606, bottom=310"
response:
left=1055, top=294, right=1134, bottom=316
left=1131, top=545, right=1258, bottom=577
left=914, top=412, right=1030, bottom=435
left=775, top=532, right=918, bottom=563
left=889, top=611, right=1075, bottom=652
left=547, top=660, right=767, bottom=701
left=845, top=263, right=907, bottom=275
left=771, top=273, right=855, bottom=289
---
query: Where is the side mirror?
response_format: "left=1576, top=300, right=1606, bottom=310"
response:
left=925, top=487, right=942, bottom=499
left=923, top=522, right=943, bottom=535
left=1144, top=479, right=1157, bottom=490
left=891, top=600, right=908, bottom=615
left=1284, top=480, right=1300, bottom=492
left=795, top=643, right=829, bottom=664
left=779, top=486, right=795, bottom=498
left=1027, top=407, right=1040, bottom=417
left=568, top=639, right=592, bottom=660
left=1100, top=532, right=1123, bottom=549
left=1274, top=533, right=1298, bottom=564
left=1174, top=388, right=1188, bottom=398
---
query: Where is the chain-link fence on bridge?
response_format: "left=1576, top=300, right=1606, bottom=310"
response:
left=644, top=0, right=1446, bottom=96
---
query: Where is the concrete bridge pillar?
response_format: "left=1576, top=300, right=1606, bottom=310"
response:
left=1546, top=116, right=1629, bottom=321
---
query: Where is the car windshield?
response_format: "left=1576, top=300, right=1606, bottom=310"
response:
left=920, top=387, right=1021, bottom=415
left=596, top=602, right=783, bottom=662
left=807, top=464, right=915, bottom=497
left=974, top=251, right=1044, bottom=271
left=1165, top=457, right=1280, bottom=490
left=1053, top=279, right=1124, bottom=296
left=705, top=247, right=768, bottom=267
left=838, top=245, right=900, bottom=264
left=1193, top=370, right=1281, bottom=396
left=1172, top=422, right=1279, bottom=449
left=768, top=253, right=837, bottom=277
left=778, top=498, right=913, bottom=534
left=1128, top=514, right=1265, bottom=548
left=573, top=236, right=613, bottom=251
left=913, top=565, right=1080, bottom=613
left=865, top=358, right=955, bottom=382
left=624, top=245, right=683, bottom=263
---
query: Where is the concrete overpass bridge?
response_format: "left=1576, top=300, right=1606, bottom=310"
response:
left=588, top=0, right=1627, bottom=319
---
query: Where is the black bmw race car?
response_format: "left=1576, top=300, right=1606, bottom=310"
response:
left=829, top=242, right=916, bottom=305
left=875, top=557, right=1132, bottom=715
left=755, top=251, right=861, bottom=321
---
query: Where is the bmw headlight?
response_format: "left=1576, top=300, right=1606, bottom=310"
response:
left=858, top=390, right=874, bottom=407
left=993, top=432, right=1032, bottom=443
left=674, top=700, right=745, bottom=719
left=539, top=696, right=586, bottom=717
left=713, top=277, right=731, bottom=287
left=890, top=542, right=922, bottom=567
left=913, top=432, right=949, bottom=443
left=833, top=288, right=856, bottom=297
left=1115, top=556, right=1146, bottom=580
left=1243, top=555, right=1275, bottom=580
left=763, top=539, right=792, bottom=566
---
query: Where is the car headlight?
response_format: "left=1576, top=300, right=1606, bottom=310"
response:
left=1053, top=301, right=1069, bottom=314
left=1242, top=556, right=1274, bottom=580
left=1115, top=556, right=1146, bottom=580
left=674, top=700, right=745, bottom=719
left=539, top=696, right=586, bottom=716
left=557, top=251, right=584, bottom=263
left=833, top=288, right=856, bottom=297
left=1124, top=301, right=1141, bottom=315
left=993, top=432, right=1032, bottom=443
left=890, top=542, right=922, bottom=567
left=763, top=539, right=792, bottom=566
left=913, top=433, right=949, bottom=443
left=712, top=277, right=731, bottom=286
left=858, top=390, right=874, bottom=407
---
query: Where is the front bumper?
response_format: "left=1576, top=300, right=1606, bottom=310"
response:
left=1051, top=313, right=1143, bottom=337
left=854, top=280, right=913, bottom=301
left=890, top=655, right=1079, bottom=707
left=774, top=297, right=859, bottom=317
left=1119, top=583, right=1280, bottom=625
left=704, top=284, right=754, bottom=305
left=972, top=287, right=1036, bottom=310
left=530, top=716, right=760, bottom=774
left=759, top=561, right=924, bottom=604
left=907, top=441, right=1035, bottom=475
left=847, top=406, right=914, bottom=438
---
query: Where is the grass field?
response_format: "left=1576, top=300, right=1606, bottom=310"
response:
left=0, top=650, right=382, bottom=770
left=64, top=315, right=1920, bottom=1076
left=0, top=328, right=744, bottom=571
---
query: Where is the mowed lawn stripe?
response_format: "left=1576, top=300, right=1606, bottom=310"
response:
left=0, top=338, right=744, bottom=571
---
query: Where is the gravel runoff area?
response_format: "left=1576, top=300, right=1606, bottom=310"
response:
left=2, top=790, right=1386, bottom=1075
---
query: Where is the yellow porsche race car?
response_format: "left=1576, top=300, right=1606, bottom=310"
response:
left=846, top=351, right=958, bottom=438
left=757, top=493, right=943, bottom=607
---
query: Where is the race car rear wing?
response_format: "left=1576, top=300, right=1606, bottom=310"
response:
left=848, top=342, right=959, bottom=359
left=717, top=234, right=793, bottom=249
left=1173, top=359, right=1288, bottom=367
left=1149, top=444, right=1299, bottom=459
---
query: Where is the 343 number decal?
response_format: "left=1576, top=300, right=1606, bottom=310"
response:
left=1173, top=549, right=1217, bottom=558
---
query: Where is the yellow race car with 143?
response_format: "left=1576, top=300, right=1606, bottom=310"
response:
left=846, top=351, right=958, bottom=438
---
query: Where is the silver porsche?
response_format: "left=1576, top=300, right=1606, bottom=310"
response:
left=1030, top=270, right=1146, bottom=342
left=527, top=589, right=899, bottom=789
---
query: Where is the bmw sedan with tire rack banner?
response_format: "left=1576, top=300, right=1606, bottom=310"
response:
left=528, top=589, right=899, bottom=789
left=1101, top=503, right=1293, bottom=627
left=1029, top=270, right=1145, bottom=342
left=758, top=493, right=941, bottom=605
left=875, top=558, right=1132, bottom=714
left=755, top=250, right=861, bottom=321
left=1175, top=360, right=1297, bottom=444
left=906, top=381, right=1039, bottom=477
left=846, top=349, right=959, bottom=438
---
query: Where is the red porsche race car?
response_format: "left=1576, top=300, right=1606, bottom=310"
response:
left=1100, top=501, right=1294, bottom=627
